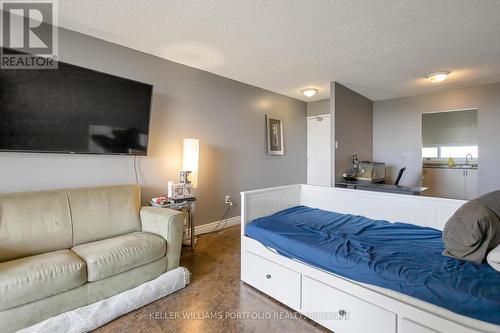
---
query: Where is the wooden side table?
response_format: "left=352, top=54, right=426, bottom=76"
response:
left=148, top=199, right=196, bottom=249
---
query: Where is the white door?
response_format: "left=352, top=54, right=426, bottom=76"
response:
left=307, top=115, right=331, bottom=186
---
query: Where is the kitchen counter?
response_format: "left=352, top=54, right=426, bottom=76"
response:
left=335, top=179, right=427, bottom=195
left=423, top=164, right=478, bottom=170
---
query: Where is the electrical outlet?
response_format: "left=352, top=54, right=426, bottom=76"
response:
left=225, top=195, right=233, bottom=205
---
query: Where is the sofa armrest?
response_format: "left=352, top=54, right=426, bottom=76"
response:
left=140, top=207, right=185, bottom=271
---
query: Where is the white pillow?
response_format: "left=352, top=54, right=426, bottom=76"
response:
left=487, top=244, right=500, bottom=272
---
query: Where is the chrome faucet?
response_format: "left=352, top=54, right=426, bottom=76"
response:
left=465, top=153, right=473, bottom=166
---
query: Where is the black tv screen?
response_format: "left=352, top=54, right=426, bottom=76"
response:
left=0, top=50, right=153, bottom=155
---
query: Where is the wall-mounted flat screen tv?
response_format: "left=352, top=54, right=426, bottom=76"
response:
left=0, top=48, right=153, bottom=156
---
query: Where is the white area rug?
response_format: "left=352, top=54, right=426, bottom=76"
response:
left=18, top=267, right=190, bottom=333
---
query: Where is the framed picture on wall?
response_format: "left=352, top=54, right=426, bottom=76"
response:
left=266, top=114, right=284, bottom=155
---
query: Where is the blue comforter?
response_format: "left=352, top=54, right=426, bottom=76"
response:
left=245, top=206, right=500, bottom=324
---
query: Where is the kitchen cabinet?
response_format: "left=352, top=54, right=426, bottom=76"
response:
left=441, top=169, right=465, bottom=199
left=421, top=168, right=441, bottom=197
left=422, top=167, right=478, bottom=200
left=465, top=169, right=478, bottom=200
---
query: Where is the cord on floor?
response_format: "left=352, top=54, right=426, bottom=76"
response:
left=199, top=205, right=232, bottom=236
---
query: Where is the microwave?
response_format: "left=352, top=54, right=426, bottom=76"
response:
left=357, top=162, right=386, bottom=183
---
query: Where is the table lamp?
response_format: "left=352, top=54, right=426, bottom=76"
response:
left=182, top=138, right=199, bottom=188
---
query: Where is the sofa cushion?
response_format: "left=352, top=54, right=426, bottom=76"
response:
left=0, top=250, right=86, bottom=311
left=0, top=190, right=72, bottom=262
left=71, top=232, right=166, bottom=282
left=67, top=185, right=142, bottom=246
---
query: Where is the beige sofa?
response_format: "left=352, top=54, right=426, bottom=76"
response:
left=0, top=184, right=185, bottom=332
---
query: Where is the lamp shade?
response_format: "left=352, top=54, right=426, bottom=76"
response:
left=183, top=138, right=199, bottom=188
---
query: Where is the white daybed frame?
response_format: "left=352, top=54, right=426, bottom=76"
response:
left=240, top=184, right=500, bottom=333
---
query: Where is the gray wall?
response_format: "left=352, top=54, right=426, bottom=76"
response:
left=333, top=83, right=373, bottom=178
left=0, top=28, right=307, bottom=226
left=307, top=99, right=330, bottom=117
left=373, top=82, right=500, bottom=194
left=422, top=110, right=477, bottom=146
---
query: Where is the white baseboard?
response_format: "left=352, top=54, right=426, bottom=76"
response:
left=194, top=216, right=240, bottom=235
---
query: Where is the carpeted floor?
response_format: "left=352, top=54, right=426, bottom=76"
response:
left=95, top=225, right=328, bottom=332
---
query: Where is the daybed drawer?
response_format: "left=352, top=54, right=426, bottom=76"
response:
left=302, top=276, right=396, bottom=333
left=400, top=318, right=440, bottom=333
left=242, top=251, right=301, bottom=309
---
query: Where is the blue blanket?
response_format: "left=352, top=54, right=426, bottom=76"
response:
left=245, top=206, right=500, bottom=324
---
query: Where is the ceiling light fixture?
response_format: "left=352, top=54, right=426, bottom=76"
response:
left=426, top=71, right=450, bottom=83
left=301, top=88, right=318, bottom=98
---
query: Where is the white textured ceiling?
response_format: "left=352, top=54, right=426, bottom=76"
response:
left=58, top=0, right=500, bottom=101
